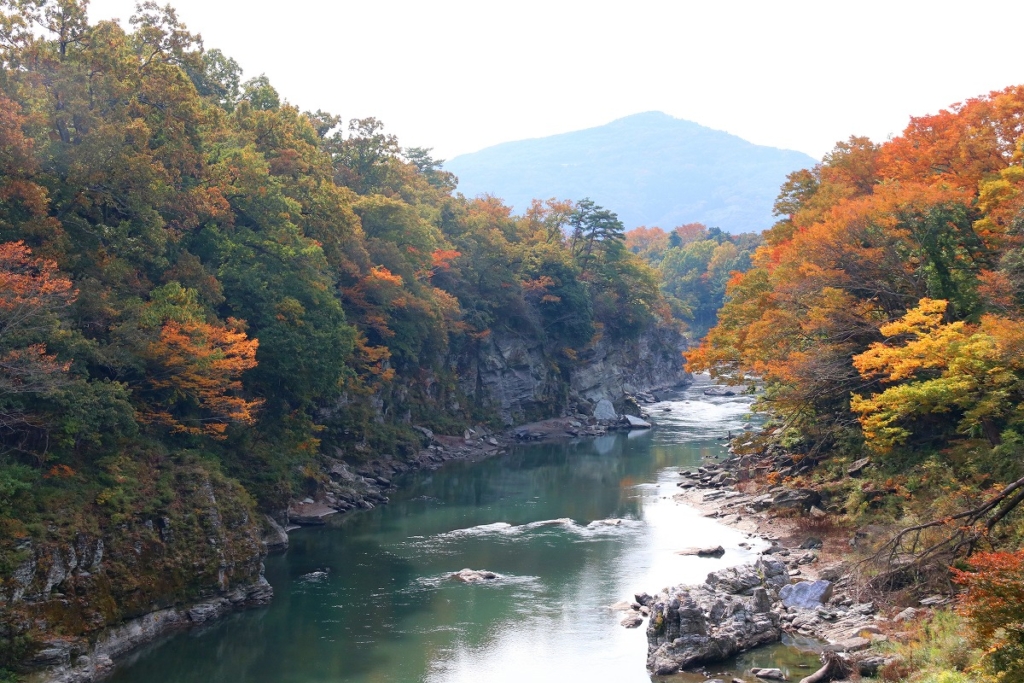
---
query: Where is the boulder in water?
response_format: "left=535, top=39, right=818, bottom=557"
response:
left=676, top=545, right=725, bottom=558
left=621, top=612, right=644, bottom=628
left=624, top=414, right=652, bottom=429
left=450, top=568, right=499, bottom=583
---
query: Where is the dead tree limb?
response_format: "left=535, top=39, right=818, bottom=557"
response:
left=862, top=475, right=1024, bottom=590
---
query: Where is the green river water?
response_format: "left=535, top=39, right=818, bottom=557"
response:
left=108, top=376, right=822, bottom=682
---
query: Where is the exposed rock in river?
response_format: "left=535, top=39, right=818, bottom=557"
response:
left=645, top=558, right=788, bottom=675
left=676, top=545, right=726, bottom=557
left=287, top=501, right=339, bottom=525
left=450, top=568, right=499, bottom=583
left=624, top=414, right=652, bottom=429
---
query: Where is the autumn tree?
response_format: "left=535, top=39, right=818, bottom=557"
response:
left=0, top=241, right=75, bottom=429
left=852, top=299, right=1024, bottom=451
left=953, top=550, right=1024, bottom=682
left=140, top=316, right=261, bottom=439
left=625, top=226, right=668, bottom=262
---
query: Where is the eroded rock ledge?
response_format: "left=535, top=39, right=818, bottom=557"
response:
left=34, top=578, right=272, bottom=683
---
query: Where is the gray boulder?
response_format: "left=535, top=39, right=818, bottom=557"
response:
left=594, top=399, right=617, bottom=420
left=621, top=612, right=644, bottom=628
left=779, top=580, right=833, bottom=609
left=645, top=558, right=788, bottom=675
left=624, top=414, right=652, bottom=429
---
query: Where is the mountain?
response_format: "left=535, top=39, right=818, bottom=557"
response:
left=445, top=112, right=818, bottom=234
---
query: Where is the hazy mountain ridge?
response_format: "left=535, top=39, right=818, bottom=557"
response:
left=447, top=112, right=817, bottom=233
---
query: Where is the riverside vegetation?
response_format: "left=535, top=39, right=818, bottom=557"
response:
left=687, top=86, right=1024, bottom=682
left=0, top=2, right=690, bottom=678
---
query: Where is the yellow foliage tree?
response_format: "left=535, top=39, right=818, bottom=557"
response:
left=852, top=299, right=1024, bottom=451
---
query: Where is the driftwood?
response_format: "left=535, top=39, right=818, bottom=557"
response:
left=799, top=651, right=852, bottom=683
left=863, top=474, right=1024, bottom=590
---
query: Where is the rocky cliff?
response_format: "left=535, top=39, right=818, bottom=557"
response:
left=462, top=323, right=689, bottom=425
left=2, top=459, right=270, bottom=681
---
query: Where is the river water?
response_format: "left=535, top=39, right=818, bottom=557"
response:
left=109, top=375, right=820, bottom=682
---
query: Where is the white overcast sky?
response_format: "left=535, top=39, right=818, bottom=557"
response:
left=86, top=0, right=1024, bottom=162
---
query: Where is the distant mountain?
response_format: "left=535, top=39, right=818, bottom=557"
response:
left=446, top=112, right=817, bottom=234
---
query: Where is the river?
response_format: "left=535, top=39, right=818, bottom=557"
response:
left=108, top=375, right=820, bottom=682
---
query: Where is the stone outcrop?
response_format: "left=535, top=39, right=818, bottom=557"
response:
left=645, top=558, right=788, bottom=675
left=461, top=325, right=689, bottom=425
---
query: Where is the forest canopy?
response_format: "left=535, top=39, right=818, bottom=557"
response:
left=0, top=0, right=674, bottom=533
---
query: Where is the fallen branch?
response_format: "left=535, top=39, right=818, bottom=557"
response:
left=862, top=475, right=1024, bottom=590
left=799, top=651, right=852, bottom=683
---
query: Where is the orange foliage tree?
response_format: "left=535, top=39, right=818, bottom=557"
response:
left=953, top=550, right=1024, bottom=682
left=141, top=318, right=261, bottom=439
left=0, top=241, right=76, bottom=427
left=625, top=226, right=668, bottom=260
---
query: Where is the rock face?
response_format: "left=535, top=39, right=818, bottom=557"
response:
left=645, top=558, right=788, bottom=675
left=461, top=325, right=689, bottom=425
left=38, top=578, right=272, bottom=683
left=262, top=514, right=289, bottom=552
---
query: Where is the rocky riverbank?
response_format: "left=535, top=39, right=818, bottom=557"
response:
left=28, top=579, right=272, bottom=683
left=626, top=452, right=948, bottom=681
left=266, top=390, right=667, bottom=550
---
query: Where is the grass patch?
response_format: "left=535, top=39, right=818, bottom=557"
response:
left=879, top=609, right=984, bottom=682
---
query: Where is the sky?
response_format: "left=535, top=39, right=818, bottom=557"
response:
left=85, top=0, right=1024, bottom=162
